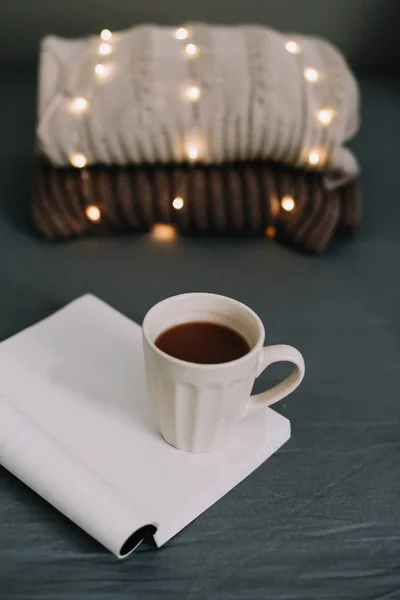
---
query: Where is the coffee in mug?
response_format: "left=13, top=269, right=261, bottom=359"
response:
left=142, top=293, right=305, bottom=453
left=154, top=321, right=250, bottom=364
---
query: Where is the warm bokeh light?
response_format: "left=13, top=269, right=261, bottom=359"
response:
left=186, top=144, right=199, bottom=161
left=69, top=152, right=87, bottom=168
left=285, top=40, right=300, bottom=54
left=281, top=196, right=295, bottom=212
left=265, top=226, right=277, bottom=239
left=175, top=27, right=188, bottom=40
left=172, top=196, right=184, bottom=210
left=94, top=64, right=107, bottom=77
left=100, top=29, right=112, bottom=41
left=308, top=151, right=320, bottom=166
left=69, top=97, right=88, bottom=114
left=304, top=67, right=320, bottom=82
left=99, top=42, right=112, bottom=56
left=94, top=63, right=110, bottom=78
left=186, top=86, right=200, bottom=101
left=185, top=43, right=198, bottom=57
left=85, top=205, right=101, bottom=222
left=318, top=108, right=335, bottom=126
left=151, top=223, right=177, bottom=241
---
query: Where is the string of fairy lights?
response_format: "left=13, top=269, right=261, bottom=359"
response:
left=66, top=27, right=336, bottom=240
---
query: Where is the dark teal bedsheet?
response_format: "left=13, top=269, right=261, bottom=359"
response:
left=0, top=70, right=399, bottom=600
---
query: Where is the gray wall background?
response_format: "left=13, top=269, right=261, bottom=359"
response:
left=1, top=0, right=400, bottom=72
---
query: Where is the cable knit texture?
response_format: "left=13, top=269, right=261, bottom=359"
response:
left=37, top=24, right=360, bottom=188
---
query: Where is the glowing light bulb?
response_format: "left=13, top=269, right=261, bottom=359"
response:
left=175, top=27, right=188, bottom=40
left=70, top=97, right=88, bottom=114
left=95, top=63, right=110, bottom=78
left=85, top=205, right=101, bottom=222
left=318, top=107, right=335, bottom=126
left=100, top=29, right=112, bottom=41
left=285, top=40, right=301, bottom=54
left=304, top=67, right=320, bottom=82
left=308, top=151, right=320, bottom=166
left=152, top=223, right=177, bottom=241
left=186, top=86, right=200, bottom=101
left=281, top=196, right=295, bottom=212
left=265, top=226, right=276, bottom=239
left=172, top=196, right=184, bottom=210
left=99, top=42, right=112, bottom=56
left=69, top=152, right=87, bottom=168
left=185, top=43, right=198, bottom=57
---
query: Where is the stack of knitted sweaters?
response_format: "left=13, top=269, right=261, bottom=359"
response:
left=33, top=23, right=361, bottom=252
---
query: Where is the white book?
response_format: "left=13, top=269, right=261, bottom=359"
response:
left=0, top=295, right=290, bottom=558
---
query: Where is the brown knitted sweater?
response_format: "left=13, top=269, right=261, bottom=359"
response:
left=33, top=158, right=360, bottom=253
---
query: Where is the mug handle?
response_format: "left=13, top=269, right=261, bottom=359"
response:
left=245, top=345, right=305, bottom=417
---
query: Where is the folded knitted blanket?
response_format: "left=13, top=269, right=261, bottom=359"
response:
left=37, top=23, right=359, bottom=188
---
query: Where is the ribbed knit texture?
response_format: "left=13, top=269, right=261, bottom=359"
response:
left=32, top=158, right=361, bottom=253
left=37, top=24, right=360, bottom=189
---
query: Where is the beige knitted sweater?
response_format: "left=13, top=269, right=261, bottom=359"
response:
left=37, top=23, right=360, bottom=188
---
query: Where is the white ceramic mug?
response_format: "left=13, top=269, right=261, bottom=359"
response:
left=142, top=293, right=305, bottom=453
